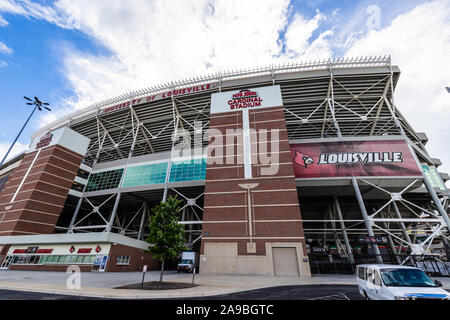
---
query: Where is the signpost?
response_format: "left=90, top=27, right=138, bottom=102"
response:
left=141, top=265, right=147, bottom=288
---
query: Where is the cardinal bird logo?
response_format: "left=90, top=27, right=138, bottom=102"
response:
left=294, top=151, right=314, bottom=168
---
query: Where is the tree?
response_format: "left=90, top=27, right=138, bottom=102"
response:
left=146, top=195, right=187, bottom=282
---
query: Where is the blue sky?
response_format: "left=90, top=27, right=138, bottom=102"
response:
left=0, top=0, right=449, bottom=176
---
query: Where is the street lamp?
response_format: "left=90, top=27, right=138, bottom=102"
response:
left=0, top=96, right=51, bottom=167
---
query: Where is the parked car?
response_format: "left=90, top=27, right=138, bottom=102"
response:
left=356, top=264, right=450, bottom=300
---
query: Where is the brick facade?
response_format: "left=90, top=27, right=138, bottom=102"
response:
left=201, top=106, right=309, bottom=275
left=0, top=145, right=83, bottom=236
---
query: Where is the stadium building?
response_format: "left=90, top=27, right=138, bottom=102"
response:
left=0, top=56, right=449, bottom=275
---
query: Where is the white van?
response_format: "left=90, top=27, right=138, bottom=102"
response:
left=356, top=264, right=450, bottom=300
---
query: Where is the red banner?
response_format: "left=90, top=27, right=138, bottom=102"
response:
left=290, top=139, right=422, bottom=178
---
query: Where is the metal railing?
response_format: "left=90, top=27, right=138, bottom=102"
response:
left=309, top=253, right=450, bottom=277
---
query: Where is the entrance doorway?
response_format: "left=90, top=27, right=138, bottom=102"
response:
left=92, top=255, right=108, bottom=272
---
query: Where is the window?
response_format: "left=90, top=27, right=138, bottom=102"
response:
left=85, top=169, right=124, bottom=192
left=380, top=268, right=437, bottom=287
left=358, top=267, right=366, bottom=280
left=123, top=162, right=168, bottom=187
left=116, top=255, right=130, bottom=265
left=169, top=159, right=207, bottom=183
left=77, top=168, right=90, bottom=180
left=71, top=181, right=85, bottom=192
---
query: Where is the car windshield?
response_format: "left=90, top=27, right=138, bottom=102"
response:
left=180, top=260, right=192, bottom=264
left=380, top=268, right=437, bottom=287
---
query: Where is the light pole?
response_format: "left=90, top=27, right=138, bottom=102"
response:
left=0, top=96, right=51, bottom=168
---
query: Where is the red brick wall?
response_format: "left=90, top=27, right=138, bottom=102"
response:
left=106, top=244, right=160, bottom=272
left=0, top=145, right=83, bottom=236
left=202, top=106, right=307, bottom=256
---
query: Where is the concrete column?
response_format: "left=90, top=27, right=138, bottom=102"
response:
left=352, top=177, right=383, bottom=263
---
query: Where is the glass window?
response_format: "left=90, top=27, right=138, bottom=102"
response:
left=123, top=163, right=168, bottom=187
left=85, top=169, right=124, bottom=192
left=116, top=255, right=130, bottom=265
left=358, top=267, right=366, bottom=280
left=39, top=255, right=48, bottom=264
left=380, top=268, right=437, bottom=287
left=169, top=158, right=206, bottom=183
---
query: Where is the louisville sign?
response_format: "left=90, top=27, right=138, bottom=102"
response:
left=101, top=83, right=219, bottom=114
left=291, top=139, right=422, bottom=178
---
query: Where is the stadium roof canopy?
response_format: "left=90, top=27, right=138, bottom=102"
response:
left=31, top=56, right=423, bottom=167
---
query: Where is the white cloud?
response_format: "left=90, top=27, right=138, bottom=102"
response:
left=0, top=140, right=28, bottom=162
left=0, top=0, right=76, bottom=28
left=345, top=0, right=450, bottom=175
left=0, top=41, right=12, bottom=54
left=283, top=11, right=333, bottom=59
left=49, top=0, right=292, bottom=111
left=0, top=14, right=8, bottom=26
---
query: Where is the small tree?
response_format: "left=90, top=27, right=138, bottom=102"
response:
left=146, top=195, right=187, bottom=282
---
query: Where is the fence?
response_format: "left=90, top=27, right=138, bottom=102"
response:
left=308, top=253, right=450, bottom=277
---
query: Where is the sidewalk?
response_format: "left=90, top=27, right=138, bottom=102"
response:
left=0, top=270, right=448, bottom=299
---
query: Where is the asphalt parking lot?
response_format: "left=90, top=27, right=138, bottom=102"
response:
left=190, top=284, right=363, bottom=300
left=0, top=285, right=363, bottom=300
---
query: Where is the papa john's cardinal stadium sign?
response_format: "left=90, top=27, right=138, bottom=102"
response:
left=291, top=139, right=422, bottom=178
left=210, top=85, right=282, bottom=114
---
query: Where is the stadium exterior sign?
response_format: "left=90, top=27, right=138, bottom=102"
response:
left=101, top=82, right=219, bottom=114
left=291, top=139, right=423, bottom=178
left=210, top=85, right=282, bottom=114
left=35, top=133, right=53, bottom=150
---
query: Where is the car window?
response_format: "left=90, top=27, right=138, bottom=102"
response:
left=358, top=267, right=366, bottom=280
left=380, top=268, right=436, bottom=287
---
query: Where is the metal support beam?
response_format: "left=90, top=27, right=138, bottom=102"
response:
left=391, top=201, right=413, bottom=245
left=381, top=217, right=402, bottom=264
left=106, top=116, right=140, bottom=232
left=67, top=132, right=107, bottom=233
left=423, top=176, right=450, bottom=231
left=138, top=202, right=148, bottom=240
left=334, top=196, right=354, bottom=263
left=352, top=177, right=383, bottom=263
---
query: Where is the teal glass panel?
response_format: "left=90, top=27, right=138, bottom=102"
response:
left=85, top=169, right=124, bottom=192
left=169, top=158, right=207, bottom=182
left=123, top=162, right=168, bottom=187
